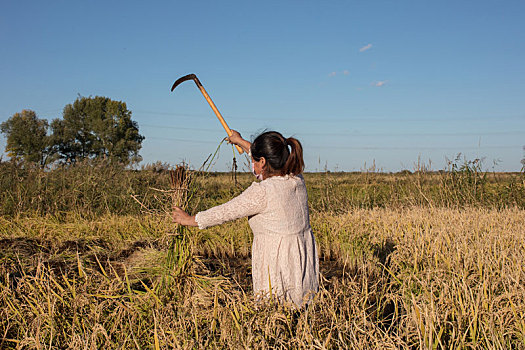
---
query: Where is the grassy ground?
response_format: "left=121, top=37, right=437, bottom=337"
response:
left=1, top=160, right=524, bottom=348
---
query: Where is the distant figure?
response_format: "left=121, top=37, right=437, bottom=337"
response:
left=172, top=130, right=319, bottom=307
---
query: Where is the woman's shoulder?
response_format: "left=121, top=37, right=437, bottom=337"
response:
left=260, top=174, right=304, bottom=188
left=268, top=173, right=304, bottom=181
left=235, top=181, right=267, bottom=204
left=244, top=180, right=270, bottom=196
left=246, top=180, right=263, bottom=191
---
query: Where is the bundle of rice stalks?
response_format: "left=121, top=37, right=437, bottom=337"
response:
left=165, top=165, right=192, bottom=282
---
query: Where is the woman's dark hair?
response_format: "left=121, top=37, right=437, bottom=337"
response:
left=250, top=131, right=304, bottom=176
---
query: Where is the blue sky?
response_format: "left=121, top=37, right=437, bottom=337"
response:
left=1, top=0, right=524, bottom=172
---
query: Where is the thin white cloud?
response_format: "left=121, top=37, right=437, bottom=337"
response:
left=328, top=70, right=350, bottom=77
left=374, top=80, right=387, bottom=87
left=359, top=43, right=372, bottom=52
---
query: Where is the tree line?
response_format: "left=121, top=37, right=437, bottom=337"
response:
left=1, top=96, right=144, bottom=167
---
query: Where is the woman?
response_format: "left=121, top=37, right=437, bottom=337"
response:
left=172, top=130, right=319, bottom=307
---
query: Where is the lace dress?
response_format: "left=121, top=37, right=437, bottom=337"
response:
left=195, top=174, right=319, bottom=306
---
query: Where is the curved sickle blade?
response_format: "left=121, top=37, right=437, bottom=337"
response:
left=171, top=73, right=197, bottom=91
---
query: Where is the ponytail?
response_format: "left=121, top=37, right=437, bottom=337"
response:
left=282, top=137, right=304, bottom=176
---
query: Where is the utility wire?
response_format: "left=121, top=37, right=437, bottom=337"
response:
left=147, top=136, right=219, bottom=144
left=146, top=136, right=521, bottom=151
left=141, top=123, right=524, bottom=137
left=135, top=109, right=525, bottom=123
left=310, top=145, right=521, bottom=151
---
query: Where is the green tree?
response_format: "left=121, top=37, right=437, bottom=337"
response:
left=51, top=96, right=144, bottom=164
left=0, top=110, right=52, bottom=167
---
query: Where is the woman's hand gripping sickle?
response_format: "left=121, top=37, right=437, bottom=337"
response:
left=226, top=130, right=252, bottom=154
left=172, top=206, right=198, bottom=227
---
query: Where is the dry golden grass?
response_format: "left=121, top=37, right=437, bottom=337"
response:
left=1, top=206, right=524, bottom=349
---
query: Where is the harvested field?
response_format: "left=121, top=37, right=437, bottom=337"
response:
left=1, top=206, right=524, bottom=348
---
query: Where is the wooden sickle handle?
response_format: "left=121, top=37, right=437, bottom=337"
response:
left=193, top=78, right=244, bottom=154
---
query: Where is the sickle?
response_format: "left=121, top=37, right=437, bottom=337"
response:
left=171, top=74, right=244, bottom=154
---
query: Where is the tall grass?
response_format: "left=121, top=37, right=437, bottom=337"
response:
left=1, top=157, right=524, bottom=218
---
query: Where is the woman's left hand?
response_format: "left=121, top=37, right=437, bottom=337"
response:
left=172, top=206, right=198, bottom=227
left=226, top=129, right=243, bottom=146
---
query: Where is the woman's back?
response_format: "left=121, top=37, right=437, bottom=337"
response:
left=248, top=174, right=311, bottom=237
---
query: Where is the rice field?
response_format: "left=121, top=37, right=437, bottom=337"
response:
left=0, top=160, right=524, bottom=348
